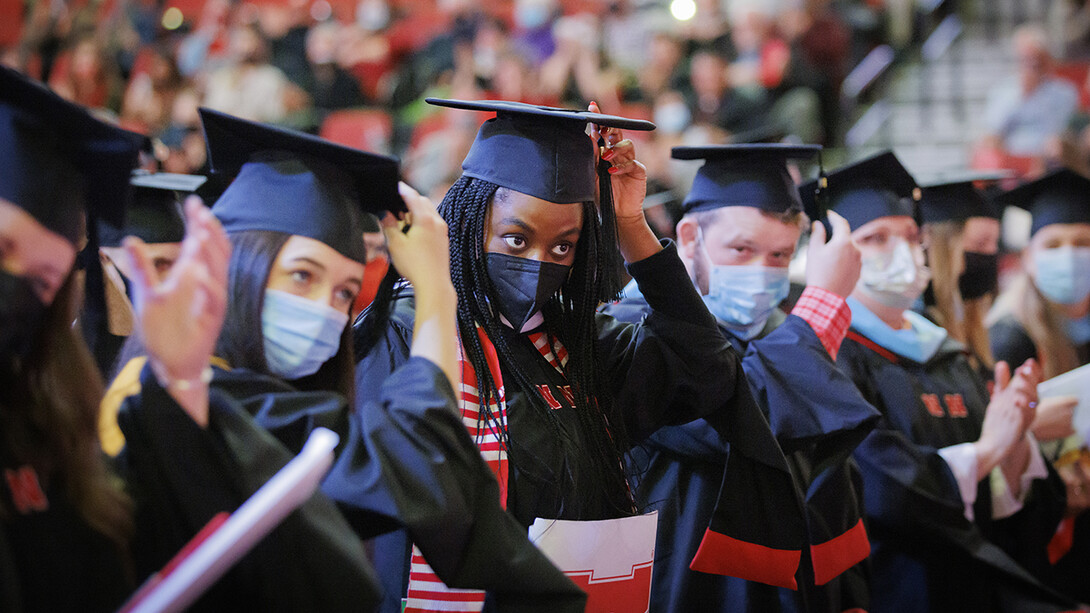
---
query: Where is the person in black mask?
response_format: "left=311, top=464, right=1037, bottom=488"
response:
left=917, top=173, right=1006, bottom=377
left=355, top=99, right=809, bottom=612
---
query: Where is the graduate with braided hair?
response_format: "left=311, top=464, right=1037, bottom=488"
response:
left=355, top=99, right=808, bottom=612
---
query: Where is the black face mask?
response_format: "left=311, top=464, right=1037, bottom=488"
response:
left=959, top=251, right=999, bottom=300
left=485, top=252, right=570, bottom=331
left=0, top=270, right=46, bottom=361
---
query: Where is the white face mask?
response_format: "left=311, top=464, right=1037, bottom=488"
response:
left=858, top=238, right=931, bottom=310
left=261, top=289, right=349, bottom=380
left=1033, top=245, right=1090, bottom=305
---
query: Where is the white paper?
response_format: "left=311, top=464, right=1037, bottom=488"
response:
left=529, top=511, right=657, bottom=613
left=122, top=427, right=340, bottom=613
left=1038, top=364, right=1090, bottom=444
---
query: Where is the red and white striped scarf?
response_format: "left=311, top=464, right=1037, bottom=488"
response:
left=404, top=326, right=566, bottom=612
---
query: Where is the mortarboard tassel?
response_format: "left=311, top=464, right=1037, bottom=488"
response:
left=596, top=150, right=625, bottom=303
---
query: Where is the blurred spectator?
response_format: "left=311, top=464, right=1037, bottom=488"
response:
left=980, top=25, right=1079, bottom=159
left=303, top=21, right=366, bottom=118
left=120, top=43, right=186, bottom=135
left=684, top=48, right=768, bottom=138
left=49, top=34, right=122, bottom=110
left=511, top=0, right=557, bottom=67
left=203, top=22, right=307, bottom=124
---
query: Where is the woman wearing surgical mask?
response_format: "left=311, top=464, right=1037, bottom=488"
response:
left=0, top=67, right=380, bottom=611
left=105, top=109, right=586, bottom=611
left=988, top=168, right=1090, bottom=604
left=356, top=99, right=803, bottom=611
left=801, top=151, right=1073, bottom=613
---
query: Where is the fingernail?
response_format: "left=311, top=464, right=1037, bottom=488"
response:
left=608, top=167, right=620, bottom=174
left=602, top=150, right=615, bottom=161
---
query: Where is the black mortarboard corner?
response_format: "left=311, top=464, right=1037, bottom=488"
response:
left=799, top=150, right=920, bottom=231
left=673, top=144, right=822, bottom=215
left=0, top=66, right=146, bottom=246
left=426, top=98, right=656, bottom=299
left=97, top=172, right=206, bottom=247
left=200, top=107, right=403, bottom=263
left=993, top=168, right=1090, bottom=236
left=917, top=170, right=1010, bottom=225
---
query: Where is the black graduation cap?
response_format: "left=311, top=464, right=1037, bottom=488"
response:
left=671, top=144, right=822, bottom=215
left=799, top=151, right=919, bottom=231
left=200, top=107, right=403, bottom=263
left=917, top=171, right=1009, bottom=225
left=97, top=172, right=207, bottom=247
left=993, top=168, right=1090, bottom=236
left=0, top=66, right=146, bottom=246
left=425, top=98, right=656, bottom=203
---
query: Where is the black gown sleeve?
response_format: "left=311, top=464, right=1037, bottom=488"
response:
left=990, top=316, right=1039, bottom=369
left=595, top=240, right=742, bottom=440
left=352, top=298, right=587, bottom=612
left=116, top=363, right=382, bottom=612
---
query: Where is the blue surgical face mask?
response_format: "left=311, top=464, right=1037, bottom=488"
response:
left=261, top=289, right=349, bottom=380
left=702, top=263, right=791, bottom=341
left=1033, top=245, right=1090, bottom=305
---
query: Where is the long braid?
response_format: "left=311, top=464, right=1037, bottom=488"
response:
left=439, top=175, right=633, bottom=517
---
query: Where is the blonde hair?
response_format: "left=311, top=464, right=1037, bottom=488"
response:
left=988, top=272, right=1079, bottom=378
left=926, top=221, right=995, bottom=370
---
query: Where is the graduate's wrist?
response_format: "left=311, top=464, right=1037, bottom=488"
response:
left=615, top=213, right=662, bottom=263
left=148, top=358, right=211, bottom=428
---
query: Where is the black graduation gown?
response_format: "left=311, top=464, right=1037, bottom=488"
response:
left=212, top=357, right=586, bottom=613
left=116, top=363, right=381, bottom=612
left=990, top=314, right=1090, bottom=604
left=0, top=462, right=132, bottom=612
left=355, top=241, right=806, bottom=612
left=604, top=295, right=880, bottom=613
left=838, top=328, right=1074, bottom=613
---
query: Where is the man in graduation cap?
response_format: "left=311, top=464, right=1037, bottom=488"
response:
left=603, top=143, right=881, bottom=612
left=802, top=151, right=1074, bottom=612
left=81, top=171, right=206, bottom=378
left=355, top=99, right=810, bottom=612
left=988, top=168, right=1090, bottom=605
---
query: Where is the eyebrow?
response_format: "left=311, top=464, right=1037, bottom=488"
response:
left=498, top=217, right=580, bottom=239
left=286, top=256, right=327, bottom=272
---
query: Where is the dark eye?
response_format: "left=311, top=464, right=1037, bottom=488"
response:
left=336, top=287, right=356, bottom=303
left=291, top=270, right=313, bottom=284
left=551, top=243, right=572, bottom=257
left=502, top=235, right=526, bottom=250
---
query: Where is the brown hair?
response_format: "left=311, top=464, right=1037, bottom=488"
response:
left=0, top=273, right=133, bottom=550
left=691, top=206, right=807, bottom=230
left=925, top=221, right=995, bottom=370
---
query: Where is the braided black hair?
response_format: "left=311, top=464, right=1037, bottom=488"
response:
left=437, top=175, right=634, bottom=518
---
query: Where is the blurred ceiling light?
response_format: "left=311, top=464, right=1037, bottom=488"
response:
left=162, top=7, right=185, bottom=30
left=670, top=0, right=696, bottom=21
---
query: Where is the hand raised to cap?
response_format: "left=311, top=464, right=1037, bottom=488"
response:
left=804, top=210, right=861, bottom=299
left=126, top=196, right=231, bottom=427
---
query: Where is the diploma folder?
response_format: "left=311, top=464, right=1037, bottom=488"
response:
left=120, top=427, right=340, bottom=613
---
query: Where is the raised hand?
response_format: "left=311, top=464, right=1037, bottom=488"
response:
left=588, top=101, right=660, bottom=263
left=381, top=182, right=459, bottom=391
left=126, top=197, right=231, bottom=427
left=805, top=210, right=861, bottom=299
left=976, top=359, right=1041, bottom=479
